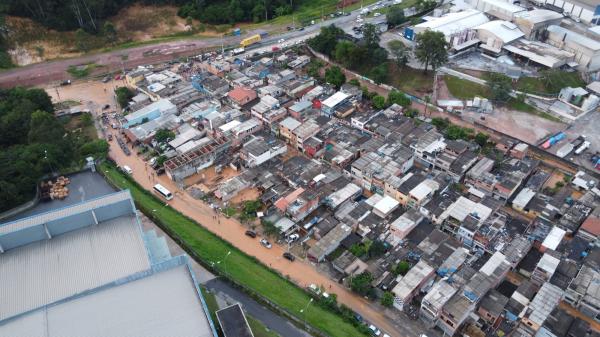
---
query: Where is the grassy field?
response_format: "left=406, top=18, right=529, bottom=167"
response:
left=100, top=162, right=368, bottom=337
left=445, top=75, right=563, bottom=122
left=516, top=72, right=585, bottom=95
left=387, top=64, right=433, bottom=95
left=444, top=75, right=490, bottom=99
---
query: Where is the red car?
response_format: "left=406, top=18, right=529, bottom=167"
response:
left=272, top=46, right=280, bottom=52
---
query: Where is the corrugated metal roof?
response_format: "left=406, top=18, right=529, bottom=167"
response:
left=0, top=215, right=150, bottom=322
left=0, top=190, right=132, bottom=236
left=0, top=264, right=213, bottom=337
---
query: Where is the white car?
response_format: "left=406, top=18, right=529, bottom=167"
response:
left=260, top=239, right=272, bottom=249
left=277, top=38, right=285, bottom=44
left=374, top=12, right=381, bottom=17
left=368, top=325, right=381, bottom=336
left=286, top=233, right=300, bottom=243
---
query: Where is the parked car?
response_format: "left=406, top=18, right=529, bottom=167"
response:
left=272, top=46, right=280, bottom=52
left=368, top=324, right=381, bottom=336
left=121, top=165, right=133, bottom=175
left=102, top=76, right=111, bottom=83
left=103, top=104, right=110, bottom=110
left=245, top=230, right=257, bottom=238
left=286, top=233, right=300, bottom=244
left=60, top=80, right=71, bottom=86
left=260, top=238, right=272, bottom=248
left=283, top=252, right=295, bottom=261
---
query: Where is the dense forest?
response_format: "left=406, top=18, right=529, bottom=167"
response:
left=0, top=87, right=108, bottom=212
left=5, top=0, right=299, bottom=32
left=0, top=12, right=12, bottom=69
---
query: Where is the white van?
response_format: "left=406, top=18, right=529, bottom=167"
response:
left=122, top=165, right=133, bottom=175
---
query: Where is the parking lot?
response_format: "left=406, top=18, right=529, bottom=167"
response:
left=561, top=110, right=600, bottom=171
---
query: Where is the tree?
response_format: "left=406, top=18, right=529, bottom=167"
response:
left=474, top=132, right=489, bottom=147
left=0, top=87, right=94, bottom=212
left=325, top=66, right=346, bottom=89
left=372, top=95, right=386, bottom=109
left=80, top=112, right=93, bottom=127
left=416, top=0, right=437, bottom=11
left=388, top=40, right=409, bottom=68
left=75, top=28, right=92, bottom=52
left=28, top=110, right=64, bottom=143
left=486, top=73, right=512, bottom=102
left=309, top=24, right=345, bottom=57
left=261, top=220, right=281, bottom=238
left=242, top=199, right=261, bottom=218
left=446, top=125, right=473, bottom=140
left=381, top=291, right=395, bottom=307
left=393, top=261, right=410, bottom=276
left=386, top=6, right=405, bottom=26
left=371, top=47, right=389, bottom=66
left=349, top=242, right=369, bottom=257
left=431, top=117, right=450, bottom=130
left=387, top=90, right=411, bottom=108
left=348, top=79, right=360, bottom=87
left=102, top=21, right=117, bottom=44
left=362, top=23, right=380, bottom=49
left=114, top=87, right=134, bottom=108
left=350, top=272, right=373, bottom=296
left=369, top=64, right=388, bottom=84
left=415, top=31, right=448, bottom=73
left=334, top=40, right=356, bottom=68
left=154, top=129, right=175, bottom=143
left=0, top=12, right=13, bottom=69
left=368, top=240, right=386, bottom=258
left=307, top=60, right=323, bottom=79
left=79, top=139, right=109, bottom=158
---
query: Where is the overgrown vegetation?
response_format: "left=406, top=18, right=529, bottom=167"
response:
left=350, top=272, right=375, bottom=298
left=517, top=70, right=585, bottom=95
left=310, top=24, right=390, bottom=83
left=0, top=12, right=13, bottom=69
left=0, top=87, right=107, bottom=212
left=100, top=162, right=369, bottom=337
left=115, top=86, right=134, bottom=108
left=67, top=63, right=97, bottom=78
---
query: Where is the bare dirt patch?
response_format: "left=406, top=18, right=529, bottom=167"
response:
left=5, top=17, right=83, bottom=65
left=111, top=4, right=193, bottom=42
left=229, top=188, right=261, bottom=204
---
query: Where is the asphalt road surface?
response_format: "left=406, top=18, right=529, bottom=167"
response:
left=206, top=278, right=312, bottom=337
left=0, top=4, right=384, bottom=88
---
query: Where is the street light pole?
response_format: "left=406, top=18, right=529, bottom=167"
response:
left=299, top=298, right=314, bottom=329
left=217, top=250, right=232, bottom=276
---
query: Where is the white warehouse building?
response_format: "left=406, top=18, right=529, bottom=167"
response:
left=414, top=9, right=490, bottom=51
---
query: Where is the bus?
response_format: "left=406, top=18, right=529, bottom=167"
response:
left=153, top=184, right=173, bottom=200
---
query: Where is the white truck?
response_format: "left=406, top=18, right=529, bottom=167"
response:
left=575, top=141, right=591, bottom=155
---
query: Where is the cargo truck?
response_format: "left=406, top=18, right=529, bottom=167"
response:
left=240, top=32, right=268, bottom=47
